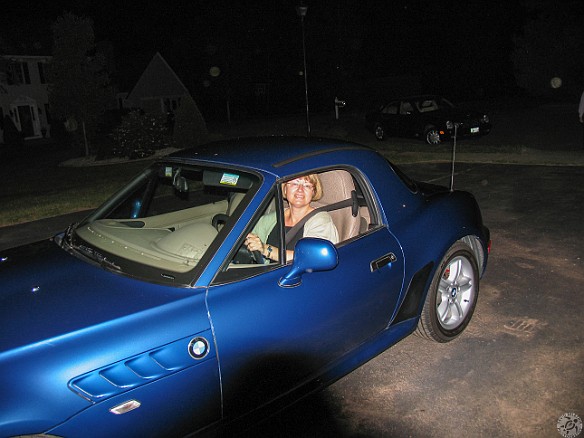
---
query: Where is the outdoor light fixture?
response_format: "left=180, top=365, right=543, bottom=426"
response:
left=296, top=4, right=310, bottom=136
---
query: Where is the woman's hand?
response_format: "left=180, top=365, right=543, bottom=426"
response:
left=246, top=233, right=265, bottom=254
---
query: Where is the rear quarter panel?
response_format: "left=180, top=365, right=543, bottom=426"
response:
left=355, top=152, right=487, bottom=279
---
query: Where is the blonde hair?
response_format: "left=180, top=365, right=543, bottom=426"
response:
left=284, top=174, right=323, bottom=201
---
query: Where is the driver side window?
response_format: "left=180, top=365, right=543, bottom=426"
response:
left=400, top=101, right=414, bottom=115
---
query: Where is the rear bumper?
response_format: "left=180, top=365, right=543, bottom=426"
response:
left=443, top=123, right=491, bottom=140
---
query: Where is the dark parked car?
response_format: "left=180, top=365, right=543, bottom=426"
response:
left=366, top=95, right=492, bottom=144
left=0, top=137, right=490, bottom=437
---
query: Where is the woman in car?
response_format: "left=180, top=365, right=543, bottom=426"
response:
left=245, top=174, right=339, bottom=262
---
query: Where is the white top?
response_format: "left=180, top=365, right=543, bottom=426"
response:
left=302, top=211, right=339, bottom=243
left=254, top=211, right=339, bottom=246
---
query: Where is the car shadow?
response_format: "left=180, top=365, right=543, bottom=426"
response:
left=214, top=353, right=351, bottom=437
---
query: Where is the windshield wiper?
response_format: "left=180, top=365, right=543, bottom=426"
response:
left=58, top=224, right=122, bottom=273
left=54, top=222, right=78, bottom=248
left=100, top=256, right=122, bottom=272
left=75, top=243, right=122, bottom=272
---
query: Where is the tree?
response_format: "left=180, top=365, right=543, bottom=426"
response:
left=512, top=1, right=584, bottom=97
left=47, top=12, right=111, bottom=156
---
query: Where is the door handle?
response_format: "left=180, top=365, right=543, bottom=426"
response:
left=370, top=252, right=397, bottom=272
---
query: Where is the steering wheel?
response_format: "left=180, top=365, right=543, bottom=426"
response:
left=251, top=249, right=264, bottom=264
left=234, top=245, right=264, bottom=264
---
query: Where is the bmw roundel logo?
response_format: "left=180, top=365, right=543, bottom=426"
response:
left=188, top=337, right=209, bottom=360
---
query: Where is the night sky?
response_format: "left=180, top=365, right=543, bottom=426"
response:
left=1, top=0, right=582, bottom=118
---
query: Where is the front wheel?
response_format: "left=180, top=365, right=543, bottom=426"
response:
left=416, top=241, right=479, bottom=342
left=424, top=127, right=441, bottom=145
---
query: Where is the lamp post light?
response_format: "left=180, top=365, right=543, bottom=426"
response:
left=296, top=4, right=311, bottom=136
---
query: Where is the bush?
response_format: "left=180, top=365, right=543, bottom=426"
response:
left=173, top=95, right=208, bottom=149
left=112, top=110, right=169, bottom=158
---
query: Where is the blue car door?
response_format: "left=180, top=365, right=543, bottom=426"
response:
left=206, top=226, right=404, bottom=419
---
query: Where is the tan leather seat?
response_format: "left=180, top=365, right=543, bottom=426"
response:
left=227, top=192, right=245, bottom=215
left=212, top=192, right=246, bottom=229
left=314, top=170, right=361, bottom=241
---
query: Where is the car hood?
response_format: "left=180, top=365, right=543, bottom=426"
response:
left=0, top=239, right=197, bottom=353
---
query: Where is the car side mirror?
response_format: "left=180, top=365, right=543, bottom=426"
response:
left=278, top=238, right=338, bottom=288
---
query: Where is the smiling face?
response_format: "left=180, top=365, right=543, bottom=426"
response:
left=283, top=174, right=324, bottom=210
left=285, top=177, right=315, bottom=208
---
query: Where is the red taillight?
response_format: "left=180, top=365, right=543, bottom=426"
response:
left=487, top=240, right=492, bottom=254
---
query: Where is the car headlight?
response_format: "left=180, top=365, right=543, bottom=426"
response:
left=445, top=120, right=454, bottom=130
left=481, top=114, right=490, bottom=124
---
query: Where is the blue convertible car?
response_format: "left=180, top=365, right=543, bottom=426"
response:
left=0, top=138, right=490, bottom=437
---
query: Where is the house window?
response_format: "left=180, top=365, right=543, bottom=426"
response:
left=8, top=62, right=31, bottom=85
left=38, top=62, right=46, bottom=84
left=163, top=98, right=180, bottom=113
left=44, top=103, right=52, bottom=124
left=23, top=62, right=31, bottom=84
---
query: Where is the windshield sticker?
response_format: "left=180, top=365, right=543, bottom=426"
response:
left=164, top=167, right=173, bottom=178
left=220, top=173, right=240, bottom=186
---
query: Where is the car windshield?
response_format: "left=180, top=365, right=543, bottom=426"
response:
left=69, top=161, right=260, bottom=285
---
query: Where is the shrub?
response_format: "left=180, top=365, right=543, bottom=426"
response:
left=112, top=110, right=169, bottom=158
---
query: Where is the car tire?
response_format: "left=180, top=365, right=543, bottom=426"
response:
left=424, top=127, right=441, bottom=145
left=374, top=123, right=385, bottom=140
left=416, top=241, right=479, bottom=342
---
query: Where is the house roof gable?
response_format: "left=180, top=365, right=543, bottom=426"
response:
left=127, top=52, right=190, bottom=102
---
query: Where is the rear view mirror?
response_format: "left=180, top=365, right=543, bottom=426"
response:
left=173, top=169, right=189, bottom=193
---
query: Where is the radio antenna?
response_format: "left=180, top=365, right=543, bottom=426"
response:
left=450, top=123, right=459, bottom=192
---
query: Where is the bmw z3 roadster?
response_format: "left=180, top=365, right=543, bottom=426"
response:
left=0, top=137, right=490, bottom=437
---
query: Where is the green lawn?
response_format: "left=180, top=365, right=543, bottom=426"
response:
left=0, top=139, right=570, bottom=228
left=1, top=98, right=579, bottom=228
left=0, top=159, right=150, bottom=227
left=0, top=141, right=514, bottom=228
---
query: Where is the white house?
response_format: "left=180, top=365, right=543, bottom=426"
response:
left=0, top=55, right=52, bottom=143
left=1, top=52, right=204, bottom=144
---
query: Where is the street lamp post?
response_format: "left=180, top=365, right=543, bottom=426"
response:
left=296, top=5, right=311, bottom=136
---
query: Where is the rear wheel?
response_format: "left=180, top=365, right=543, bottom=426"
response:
left=424, top=127, right=441, bottom=145
left=374, top=123, right=385, bottom=140
left=416, top=241, right=479, bottom=342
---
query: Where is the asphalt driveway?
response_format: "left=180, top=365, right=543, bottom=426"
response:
left=1, top=161, right=582, bottom=437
